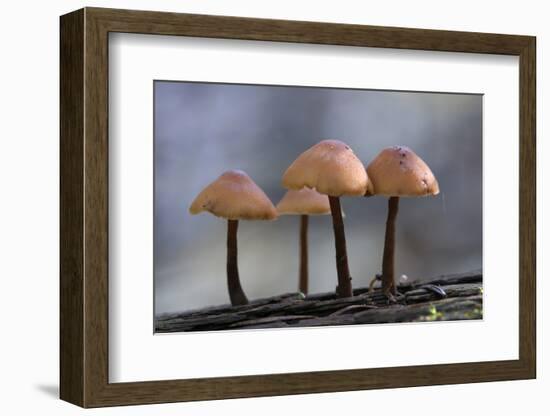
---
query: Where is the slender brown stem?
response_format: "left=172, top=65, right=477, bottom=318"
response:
left=328, top=196, right=353, bottom=298
left=382, top=196, right=400, bottom=296
left=299, top=214, right=309, bottom=295
left=226, top=219, right=248, bottom=306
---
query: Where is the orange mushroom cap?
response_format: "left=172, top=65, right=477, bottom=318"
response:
left=366, top=146, right=439, bottom=197
left=276, top=188, right=331, bottom=216
left=189, top=170, right=278, bottom=220
left=282, top=140, right=369, bottom=197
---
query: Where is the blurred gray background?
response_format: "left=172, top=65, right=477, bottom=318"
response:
left=154, top=81, right=482, bottom=315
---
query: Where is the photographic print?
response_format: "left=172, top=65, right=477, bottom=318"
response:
left=60, top=9, right=535, bottom=406
left=154, top=81, right=483, bottom=333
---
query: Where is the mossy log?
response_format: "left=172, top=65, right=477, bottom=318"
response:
left=155, top=270, right=482, bottom=333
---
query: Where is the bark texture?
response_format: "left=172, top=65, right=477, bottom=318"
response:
left=157, top=270, right=483, bottom=332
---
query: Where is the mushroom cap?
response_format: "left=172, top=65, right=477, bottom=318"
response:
left=282, top=140, right=369, bottom=197
left=276, top=188, right=331, bottom=216
left=366, top=146, right=439, bottom=197
left=189, top=170, right=278, bottom=220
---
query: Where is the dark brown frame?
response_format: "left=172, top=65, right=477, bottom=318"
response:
left=60, top=7, right=536, bottom=408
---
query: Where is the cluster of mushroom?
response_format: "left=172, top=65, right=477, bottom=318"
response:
left=189, top=140, right=439, bottom=306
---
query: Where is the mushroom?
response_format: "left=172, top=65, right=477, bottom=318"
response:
left=276, top=188, right=331, bottom=295
left=189, top=170, right=278, bottom=306
left=282, top=140, right=368, bottom=298
left=366, top=146, right=439, bottom=301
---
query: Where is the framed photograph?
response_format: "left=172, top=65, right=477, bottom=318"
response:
left=60, top=7, right=536, bottom=408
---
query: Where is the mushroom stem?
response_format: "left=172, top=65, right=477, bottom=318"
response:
left=299, top=214, right=309, bottom=295
left=226, top=219, right=248, bottom=306
left=382, top=196, right=400, bottom=296
left=328, top=196, right=353, bottom=298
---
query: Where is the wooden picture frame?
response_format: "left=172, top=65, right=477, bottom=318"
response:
left=60, top=7, right=536, bottom=408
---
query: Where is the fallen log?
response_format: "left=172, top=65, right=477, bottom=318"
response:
left=155, top=270, right=482, bottom=333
